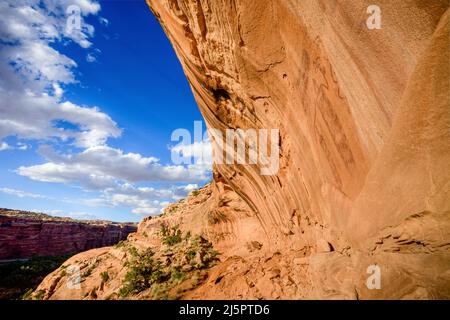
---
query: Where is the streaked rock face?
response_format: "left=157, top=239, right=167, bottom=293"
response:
left=35, top=1, right=449, bottom=299
left=0, top=209, right=136, bottom=259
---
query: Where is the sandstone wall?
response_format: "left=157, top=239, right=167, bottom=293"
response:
left=146, top=0, right=450, bottom=298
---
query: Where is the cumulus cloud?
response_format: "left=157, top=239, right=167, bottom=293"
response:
left=0, top=92, right=121, bottom=148
left=17, top=145, right=210, bottom=188
left=0, top=0, right=101, bottom=48
left=0, top=182, right=198, bottom=218
left=15, top=144, right=210, bottom=215
left=0, top=0, right=118, bottom=148
left=106, top=183, right=196, bottom=216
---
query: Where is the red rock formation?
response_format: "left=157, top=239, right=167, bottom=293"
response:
left=0, top=209, right=136, bottom=259
left=34, top=0, right=449, bottom=299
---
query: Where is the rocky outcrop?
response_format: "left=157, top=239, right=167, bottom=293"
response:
left=35, top=0, right=449, bottom=299
left=0, top=209, right=137, bottom=259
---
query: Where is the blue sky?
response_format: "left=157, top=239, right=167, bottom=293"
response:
left=0, top=0, right=211, bottom=222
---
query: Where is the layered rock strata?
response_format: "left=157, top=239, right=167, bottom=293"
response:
left=0, top=209, right=136, bottom=259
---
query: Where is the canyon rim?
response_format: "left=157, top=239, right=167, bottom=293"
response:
left=26, top=0, right=450, bottom=300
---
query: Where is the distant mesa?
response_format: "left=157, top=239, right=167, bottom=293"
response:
left=0, top=208, right=137, bottom=260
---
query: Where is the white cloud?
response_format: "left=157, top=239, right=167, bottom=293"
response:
left=18, top=145, right=210, bottom=188
left=0, top=92, right=121, bottom=148
left=0, top=141, right=29, bottom=151
left=105, top=183, right=196, bottom=216
left=99, top=17, right=109, bottom=26
left=0, top=142, right=11, bottom=151
left=86, top=48, right=100, bottom=63
left=0, top=0, right=118, bottom=148
left=43, top=209, right=64, bottom=215
left=52, top=83, right=64, bottom=99
left=74, top=183, right=198, bottom=217
left=17, top=143, right=29, bottom=150
left=0, top=187, right=49, bottom=199
left=8, top=41, right=77, bottom=85
left=0, top=182, right=200, bottom=218
left=86, top=53, right=97, bottom=63
left=0, top=1, right=100, bottom=65
left=63, top=211, right=99, bottom=220
left=131, top=207, right=163, bottom=215
left=70, top=0, right=101, bottom=15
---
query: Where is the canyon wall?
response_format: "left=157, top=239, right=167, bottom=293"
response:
left=146, top=0, right=450, bottom=298
left=0, top=209, right=136, bottom=259
left=34, top=0, right=449, bottom=299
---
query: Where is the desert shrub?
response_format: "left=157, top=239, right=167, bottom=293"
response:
left=114, top=240, right=127, bottom=249
left=21, top=288, right=34, bottom=300
left=151, top=284, right=169, bottom=300
left=33, top=290, right=45, bottom=300
left=127, top=246, right=139, bottom=257
left=191, top=190, right=200, bottom=197
left=169, top=267, right=185, bottom=283
left=164, top=205, right=178, bottom=215
left=181, top=235, right=220, bottom=269
left=100, top=271, right=109, bottom=283
left=119, top=249, right=167, bottom=298
left=160, top=223, right=182, bottom=246
left=81, top=259, right=99, bottom=279
left=119, top=230, right=220, bottom=299
left=185, top=249, right=197, bottom=261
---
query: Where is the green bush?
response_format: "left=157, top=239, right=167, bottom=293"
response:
left=170, top=267, right=185, bottom=283
left=119, top=230, right=220, bottom=300
left=114, top=240, right=127, bottom=248
left=100, top=271, right=109, bottom=283
left=119, top=248, right=167, bottom=298
left=160, top=223, right=182, bottom=246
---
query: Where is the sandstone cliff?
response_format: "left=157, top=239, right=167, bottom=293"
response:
left=34, top=0, right=449, bottom=299
left=0, top=209, right=136, bottom=259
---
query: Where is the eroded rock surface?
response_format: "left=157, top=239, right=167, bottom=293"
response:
left=35, top=0, right=449, bottom=299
